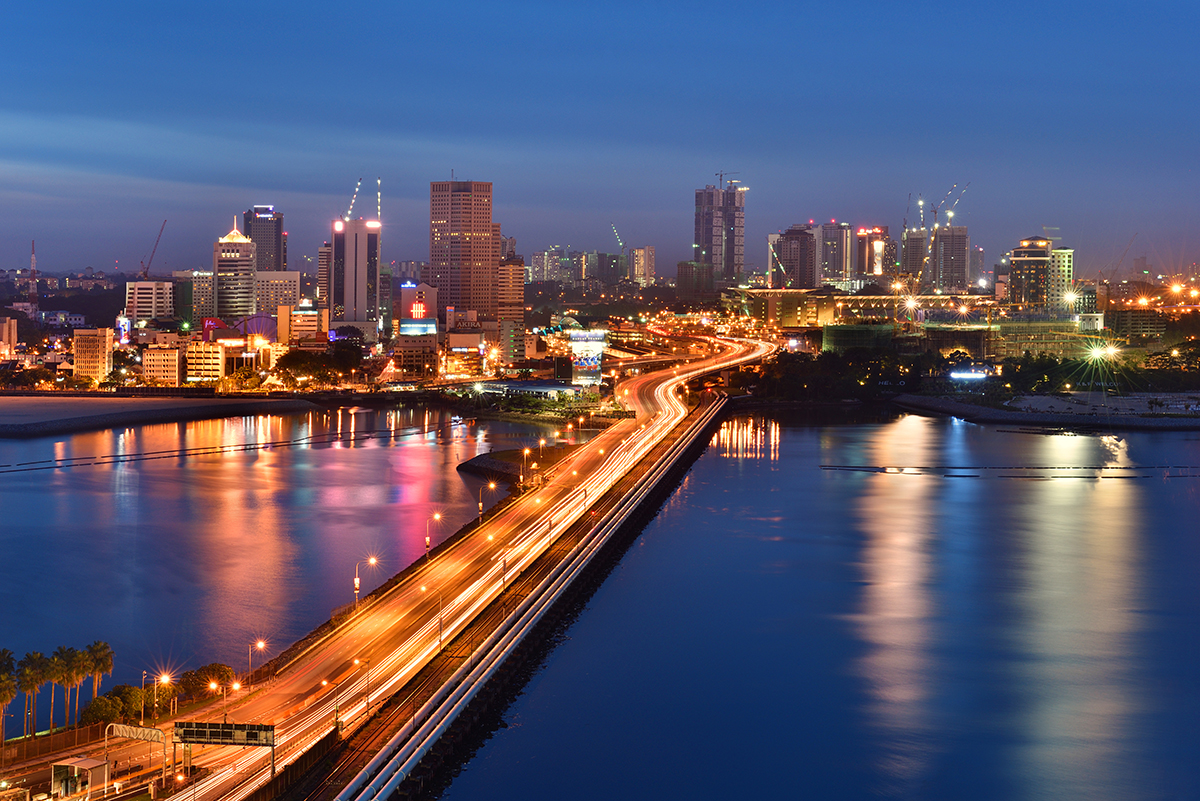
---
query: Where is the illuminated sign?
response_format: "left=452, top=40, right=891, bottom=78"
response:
left=410, top=301, right=426, bottom=319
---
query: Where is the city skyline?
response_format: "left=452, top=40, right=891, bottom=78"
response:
left=2, top=2, right=1197, bottom=279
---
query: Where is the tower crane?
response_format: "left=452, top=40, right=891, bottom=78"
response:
left=345, top=178, right=363, bottom=220
left=139, top=220, right=167, bottom=279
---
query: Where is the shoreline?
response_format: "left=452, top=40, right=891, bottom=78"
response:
left=891, top=393, right=1200, bottom=431
left=0, top=396, right=324, bottom=438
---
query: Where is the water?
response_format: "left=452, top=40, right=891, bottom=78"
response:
left=0, top=406, right=571, bottom=736
left=437, top=411, right=1200, bottom=801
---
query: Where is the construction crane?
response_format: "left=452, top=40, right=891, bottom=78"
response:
left=715, top=170, right=739, bottom=189
left=139, top=220, right=167, bottom=280
left=345, top=178, right=363, bottom=220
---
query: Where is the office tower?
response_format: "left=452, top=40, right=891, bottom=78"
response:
left=821, top=222, right=852, bottom=282
left=1009, top=236, right=1053, bottom=307
left=379, top=261, right=393, bottom=335
left=595, top=252, right=623, bottom=285
left=426, top=181, right=500, bottom=319
left=901, top=227, right=927, bottom=278
left=1049, top=247, right=1075, bottom=311
left=970, top=245, right=986, bottom=285
left=773, top=225, right=819, bottom=288
left=694, top=183, right=746, bottom=281
left=930, top=225, right=970, bottom=291
left=316, top=242, right=332, bottom=309
left=498, top=254, right=525, bottom=364
left=500, top=235, right=517, bottom=259
left=73, top=328, right=114, bottom=384
left=855, top=226, right=895, bottom=278
left=124, top=281, right=175, bottom=323
left=254, top=271, right=301, bottom=312
left=630, top=246, right=655, bottom=286
left=242, top=206, right=287, bottom=272
left=213, top=225, right=257, bottom=319
left=330, top=218, right=381, bottom=337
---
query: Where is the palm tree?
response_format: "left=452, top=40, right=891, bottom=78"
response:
left=16, top=664, right=38, bottom=737
left=0, top=649, right=14, bottom=676
left=0, top=672, right=17, bottom=742
left=86, top=641, right=114, bottom=701
left=47, top=649, right=69, bottom=734
left=17, top=652, right=46, bottom=737
left=69, top=649, right=90, bottom=726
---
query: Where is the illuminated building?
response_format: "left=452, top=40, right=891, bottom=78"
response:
left=277, top=301, right=330, bottom=347
left=821, top=222, right=852, bottom=283
left=0, top=317, right=18, bottom=357
left=72, top=328, right=114, bottom=385
left=426, top=181, right=501, bottom=319
left=213, top=226, right=257, bottom=319
left=255, top=271, right=301, bottom=314
left=695, top=182, right=746, bottom=281
left=1048, top=248, right=1075, bottom=311
left=930, top=225, right=970, bottom=291
left=316, top=241, right=331, bottom=309
left=498, top=255, right=525, bottom=364
left=330, top=217, right=381, bottom=340
left=568, top=328, right=606, bottom=386
left=1009, top=236, right=1052, bottom=307
left=901, top=228, right=927, bottom=278
left=242, top=205, right=286, bottom=272
left=630, top=246, right=655, bottom=287
left=124, top=281, right=174, bottom=324
left=143, top=345, right=185, bottom=386
left=855, top=226, right=897, bottom=278
left=772, top=225, right=818, bottom=288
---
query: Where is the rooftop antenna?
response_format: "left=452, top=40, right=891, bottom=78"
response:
left=345, top=178, right=363, bottom=220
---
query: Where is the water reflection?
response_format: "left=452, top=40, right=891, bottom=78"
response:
left=712, top=415, right=780, bottom=461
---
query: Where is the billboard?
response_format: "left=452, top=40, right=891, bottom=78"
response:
left=568, top=328, right=606, bottom=386
left=173, top=722, right=274, bottom=746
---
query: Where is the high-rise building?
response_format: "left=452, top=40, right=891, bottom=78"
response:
left=316, top=242, right=332, bottom=309
left=630, top=247, right=655, bottom=286
left=694, top=183, right=746, bottom=281
left=330, top=218, right=381, bottom=338
left=242, top=206, right=287, bottom=272
left=970, top=245, right=986, bottom=286
left=498, top=254, right=525, bottom=364
left=73, top=328, right=114, bottom=385
left=930, top=225, right=970, bottom=291
left=772, top=225, right=819, bottom=288
left=821, top=222, right=852, bottom=282
left=1049, top=248, right=1075, bottom=311
left=426, top=181, right=500, bottom=320
left=124, top=281, right=175, bottom=323
left=1009, top=236, right=1053, bottom=307
left=901, top=228, right=928, bottom=279
left=255, top=271, right=301, bottom=313
left=213, top=226, right=257, bottom=320
left=855, top=226, right=896, bottom=278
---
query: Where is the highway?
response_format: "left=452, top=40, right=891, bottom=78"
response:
left=107, top=333, right=774, bottom=801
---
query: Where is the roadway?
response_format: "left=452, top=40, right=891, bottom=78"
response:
left=99, top=333, right=775, bottom=801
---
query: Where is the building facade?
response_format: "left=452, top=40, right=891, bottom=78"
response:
left=242, top=205, right=286, bottom=272
left=930, top=225, right=970, bottom=292
left=124, top=281, right=175, bottom=323
left=630, top=246, right=655, bottom=286
left=1048, top=248, right=1074, bottom=312
left=1009, top=236, right=1053, bottom=307
left=213, top=226, right=257, bottom=320
left=331, top=218, right=381, bottom=339
left=426, top=181, right=501, bottom=320
left=855, top=226, right=896, bottom=278
left=772, top=225, right=818, bottom=289
left=821, top=222, right=852, bottom=283
left=255, top=271, right=301, bottom=313
left=73, top=328, right=114, bottom=385
left=694, top=183, right=746, bottom=282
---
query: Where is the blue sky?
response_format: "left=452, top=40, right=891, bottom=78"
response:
left=2, top=0, right=1198, bottom=279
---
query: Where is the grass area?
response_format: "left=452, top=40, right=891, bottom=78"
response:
left=488, top=443, right=582, bottom=470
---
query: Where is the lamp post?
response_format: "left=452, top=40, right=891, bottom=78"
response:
left=425, top=513, right=441, bottom=562
left=209, top=680, right=240, bottom=722
left=478, top=481, right=496, bottom=524
left=521, top=447, right=530, bottom=486
left=141, top=671, right=147, bottom=726
left=353, top=658, right=372, bottom=713
left=354, top=557, right=378, bottom=608
left=249, top=640, right=266, bottom=681
left=539, top=437, right=545, bottom=458
left=154, top=674, right=171, bottom=722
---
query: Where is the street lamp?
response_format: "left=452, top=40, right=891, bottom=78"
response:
left=248, top=640, right=266, bottom=681
left=209, top=680, right=241, bottom=722
left=141, top=670, right=148, bottom=725
left=353, top=658, right=372, bottom=712
left=425, top=513, right=441, bottom=562
left=478, top=481, right=496, bottom=524
left=521, top=447, right=531, bottom=486
left=354, top=556, right=378, bottom=608
left=539, top=437, right=545, bottom=458
left=155, top=674, right=171, bottom=721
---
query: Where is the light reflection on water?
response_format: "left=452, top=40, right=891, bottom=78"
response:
left=0, top=406, right=565, bottom=735
left=439, top=412, right=1200, bottom=801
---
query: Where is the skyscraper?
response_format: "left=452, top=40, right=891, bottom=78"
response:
left=821, top=222, right=852, bottom=283
left=316, top=241, right=331, bottom=310
left=772, top=225, right=818, bottom=288
left=694, top=183, right=746, bottom=282
left=630, top=246, right=655, bottom=286
left=1009, top=236, right=1053, bottom=307
left=1049, top=247, right=1075, bottom=311
left=242, top=206, right=287, bottom=272
left=330, top=218, right=381, bottom=338
left=930, top=225, right=970, bottom=291
left=213, top=225, right=256, bottom=320
left=426, top=181, right=501, bottom=319
left=855, top=226, right=896, bottom=278
left=901, top=228, right=928, bottom=279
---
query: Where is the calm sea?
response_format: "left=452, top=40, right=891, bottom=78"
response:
left=437, top=411, right=1200, bottom=801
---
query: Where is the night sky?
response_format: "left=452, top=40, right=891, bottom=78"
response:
left=3, top=1, right=1197, bottom=280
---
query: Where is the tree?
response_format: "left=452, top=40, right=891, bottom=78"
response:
left=0, top=673, right=16, bottom=741
left=68, top=648, right=90, bottom=726
left=87, top=641, right=114, bottom=701
left=0, top=649, right=14, bottom=676
left=17, top=652, right=46, bottom=737
left=110, top=685, right=143, bottom=723
left=48, top=648, right=70, bottom=732
left=79, top=695, right=123, bottom=726
left=16, top=663, right=39, bottom=737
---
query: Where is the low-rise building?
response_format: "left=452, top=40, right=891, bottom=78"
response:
left=73, top=328, right=114, bottom=385
left=143, top=345, right=186, bottom=386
